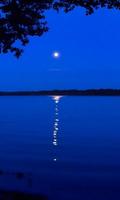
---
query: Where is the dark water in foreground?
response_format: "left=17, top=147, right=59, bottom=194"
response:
left=0, top=96, right=120, bottom=199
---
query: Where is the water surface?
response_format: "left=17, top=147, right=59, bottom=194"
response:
left=0, top=96, right=120, bottom=199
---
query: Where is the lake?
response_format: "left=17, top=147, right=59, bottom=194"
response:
left=0, top=96, right=120, bottom=199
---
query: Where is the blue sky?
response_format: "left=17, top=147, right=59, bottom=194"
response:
left=0, top=7, right=120, bottom=91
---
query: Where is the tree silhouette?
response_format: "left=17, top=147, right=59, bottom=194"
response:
left=0, top=0, right=120, bottom=57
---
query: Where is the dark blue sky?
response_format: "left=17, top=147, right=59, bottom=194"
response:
left=1, top=8, right=120, bottom=91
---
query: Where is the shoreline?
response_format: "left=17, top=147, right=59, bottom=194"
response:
left=0, top=89, right=120, bottom=96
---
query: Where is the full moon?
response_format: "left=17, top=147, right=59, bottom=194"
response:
left=53, top=51, right=60, bottom=58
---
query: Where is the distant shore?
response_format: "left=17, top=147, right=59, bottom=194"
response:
left=0, top=89, right=120, bottom=96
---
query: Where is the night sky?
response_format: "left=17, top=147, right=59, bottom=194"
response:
left=0, top=8, right=120, bottom=91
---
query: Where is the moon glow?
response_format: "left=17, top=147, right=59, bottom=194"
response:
left=53, top=51, right=60, bottom=58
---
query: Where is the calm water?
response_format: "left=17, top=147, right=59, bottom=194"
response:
left=0, top=96, right=120, bottom=199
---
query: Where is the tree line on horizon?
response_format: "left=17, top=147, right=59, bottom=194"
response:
left=0, top=0, right=120, bottom=57
left=0, top=89, right=120, bottom=96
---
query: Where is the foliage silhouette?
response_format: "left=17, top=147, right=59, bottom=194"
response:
left=0, top=0, right=120, bottom=57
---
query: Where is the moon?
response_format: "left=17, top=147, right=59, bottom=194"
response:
left=53, top=51, right=60, bottom=58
